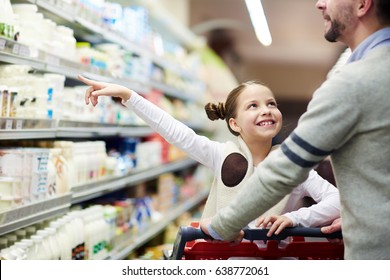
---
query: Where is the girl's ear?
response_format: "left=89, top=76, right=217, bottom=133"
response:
left=229, top=118, right=241, bottom=133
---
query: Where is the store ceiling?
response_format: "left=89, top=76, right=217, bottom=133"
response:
left=188, top=0, right=346, bottom=102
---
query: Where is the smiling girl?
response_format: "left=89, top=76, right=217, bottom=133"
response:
left=79, top=76, right=340, bottom=235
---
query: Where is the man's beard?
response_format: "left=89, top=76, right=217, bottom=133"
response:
left=324, top=20, right=342, bottom=43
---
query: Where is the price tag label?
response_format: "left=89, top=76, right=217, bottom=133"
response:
left=15, top=119, right=23, bottom=129
left=18, top=45, right=30, bottom=57
left=12, top=43, right=20, bottom=54
left=5, top=119, right=13, bottom=129
left=45, top=54, right=60, bottom=66
left=0, top=38, right=6, bottom=51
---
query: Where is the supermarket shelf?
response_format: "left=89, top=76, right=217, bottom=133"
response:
left=118, top=127, right=155, bottom=138
left=148, top=80, right=200, bottom=102
left=0, top=118, right=56, bottom=139
left=0, top=129, right=57, bottom=140
left=35, top=0, right=76, bottom=23
left=0, top=51, right=44, bottom=69
left=108, top=189, right=208, bottom=260
left=0, top=118, right=155, bottom=139
left=0, top=159, right=198, bottom=235
left=29, top=0, right=203, bottom=84
left=0, top=118, right=206, bottom=139
left=0, top=194, right=72, bottom=235
left=71, top=158, right=198, bottom=204
left=114, top=0, right=205, bottom=51
left=0, top=118, right=55, bottom=129
left=0, top=37, right=92, bottom=76
left=0, top=36, right=201, bottom=101
left=55, top=127, right=119, bottom=138
left=1, top=0, right=207, bottom=254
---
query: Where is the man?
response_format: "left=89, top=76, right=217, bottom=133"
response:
left=201, top=0, right=390, bottom=259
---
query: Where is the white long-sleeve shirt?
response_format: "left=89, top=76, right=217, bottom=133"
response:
left=123, top=91, right=340, bottom=227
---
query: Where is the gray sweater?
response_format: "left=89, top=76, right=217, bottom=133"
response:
left=211, top=45, right=390, bottom=259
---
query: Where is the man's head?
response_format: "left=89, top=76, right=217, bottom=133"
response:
left=316, top=0, right=390, bottom=48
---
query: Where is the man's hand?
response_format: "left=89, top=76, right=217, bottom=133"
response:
left=200, top=217, right=244, bottom=245
left=321, top=217, right=343, bottom=244
left=200, top=217, right=212, bottom=235
left=321, top=217, right=342, bottom=233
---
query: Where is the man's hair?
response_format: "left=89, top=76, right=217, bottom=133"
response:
left=375, top=0, right=390, bottom=25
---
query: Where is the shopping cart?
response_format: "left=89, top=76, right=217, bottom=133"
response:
left=164, top=222, right=343, bottom=260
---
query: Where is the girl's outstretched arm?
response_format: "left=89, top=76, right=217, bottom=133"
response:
left=78, top=75, right=132, bottom=106
left=78, top=75, right=223, bottom=171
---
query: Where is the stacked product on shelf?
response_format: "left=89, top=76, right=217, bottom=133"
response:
left=1, top=1, right=205, bottom=95
left=0, top=146, right=59, bottom=210
left=0, top=166, right=206, bottom=260
left=0, top=0, right=214, bottom=260
left=0, top=140, right=109, bottom=212
left=9, top=3, right=77, bottom=59
left=0, top=63, right=205, bottom=126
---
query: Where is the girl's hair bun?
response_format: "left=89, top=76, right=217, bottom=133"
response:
left=205, top=102, right=226, bottom=120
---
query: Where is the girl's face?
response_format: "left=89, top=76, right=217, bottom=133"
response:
left=229, top=84, right=282, bottom=144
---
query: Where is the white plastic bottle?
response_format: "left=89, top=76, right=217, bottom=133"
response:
left=10, top=241, right=31, bottom=260
left=41, top=228, right=61, bottom=260
left=54, top=141, right=76, bottom=189
left=82, top=205, right=108, bottom=260
left=82, top=209, right=93, bottom=260
left=0, top=247, right=18, bottom=260
left=26, top=235, right=46, bottom=260
left=61, top=213, right=84, bottom=260
left=54, top=141, right=75, bottom=190
left=103, top=205, right=117, bottom=252
left=36, top=229, right=54, bottom=260
left=19, top=238, right=34, bottom=258
left=50, top=148, right=69, bottom=195
left=67, top=211, right=86, bottom=260
left=50, top=218, right=72, bottom=260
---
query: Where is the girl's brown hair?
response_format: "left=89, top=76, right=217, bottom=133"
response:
left=205, top=81, right=268, bottom=136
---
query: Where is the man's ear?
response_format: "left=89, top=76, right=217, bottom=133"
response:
left=356, top=0, right=373, bottom=17
left=229, top=118, right=241, bottom=133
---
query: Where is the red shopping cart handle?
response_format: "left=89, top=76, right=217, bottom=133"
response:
left=166, top=226, right=342, bottom=260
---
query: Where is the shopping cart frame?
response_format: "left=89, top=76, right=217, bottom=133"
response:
left=164, top=223, right=343, bottom=260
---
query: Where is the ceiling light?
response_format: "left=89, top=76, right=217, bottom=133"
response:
left=245, top=0, right=272, bottom=46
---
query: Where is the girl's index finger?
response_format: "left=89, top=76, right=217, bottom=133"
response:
left=78, top=75, right=95, bottom=86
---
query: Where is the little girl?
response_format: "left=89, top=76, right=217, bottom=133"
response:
left=78, top=76, right=340, bottom=235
